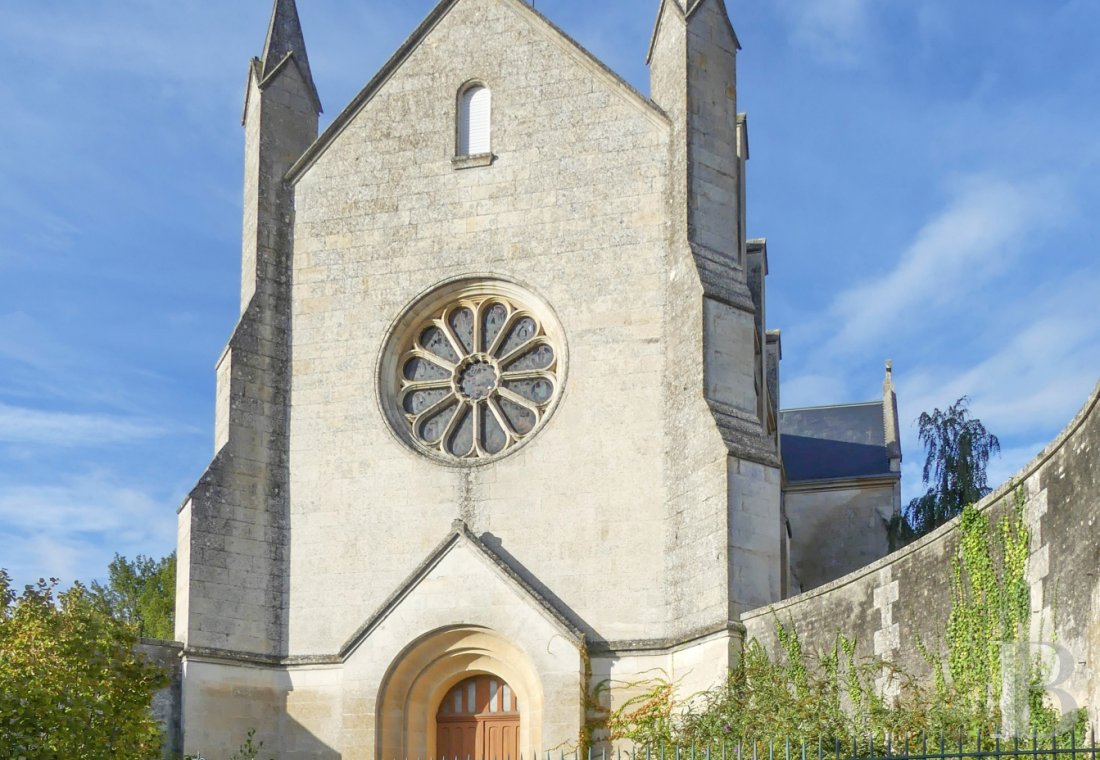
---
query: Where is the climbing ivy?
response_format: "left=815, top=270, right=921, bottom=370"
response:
left=942, top=487, right=1031, bottom=720
left=582, top=486, right=1086, bottom=750
left=936, top=486, right=1084, bottom=739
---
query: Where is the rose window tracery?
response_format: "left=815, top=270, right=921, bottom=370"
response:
left=393, top=293, right=560, bottom=461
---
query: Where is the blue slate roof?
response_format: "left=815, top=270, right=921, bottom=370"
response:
left=780, top=402, right=893, bottom=483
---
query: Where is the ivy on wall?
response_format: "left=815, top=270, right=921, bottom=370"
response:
left=941, top=488, right=1031, bottom=719
left=583, top=487, right=1085, bottom=750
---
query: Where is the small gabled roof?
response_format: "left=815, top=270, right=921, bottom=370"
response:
left=339, top=520, right=583, bottom=658
left=287, top=0, right=667, bottom=184
left=780, top=402, right=895, bottom=483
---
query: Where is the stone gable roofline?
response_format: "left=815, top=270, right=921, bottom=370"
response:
left=285, top=0, right=668, bottom=185
left=645, top=0, right=742, bottom=66
left=338, top=519, right=584, bottom=660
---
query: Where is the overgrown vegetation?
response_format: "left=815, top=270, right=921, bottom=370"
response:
left=0, top=570, right=169, bottom=759
left=590, top=490, right=1085, bottom=751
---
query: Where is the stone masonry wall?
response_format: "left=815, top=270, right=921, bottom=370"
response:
left=785, top=481, right=897, bottom=592
left=743, top=379, right=1100, bottom=725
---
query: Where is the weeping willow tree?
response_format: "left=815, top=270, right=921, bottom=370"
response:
left=891, top=396, right=1001, bottom=546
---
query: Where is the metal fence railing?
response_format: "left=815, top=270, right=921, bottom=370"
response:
left=490, top=733, right=1100, bottom=760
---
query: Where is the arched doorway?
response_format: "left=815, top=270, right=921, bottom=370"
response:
left=436, top=675, right=520, bottom=760
left=374, top=626, right=545, bottom=759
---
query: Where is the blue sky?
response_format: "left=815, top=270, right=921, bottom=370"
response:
left=1, top=0, right=1098, bottom=590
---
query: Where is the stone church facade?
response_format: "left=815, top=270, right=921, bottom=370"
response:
left=173, top=0, right=902, bottom=756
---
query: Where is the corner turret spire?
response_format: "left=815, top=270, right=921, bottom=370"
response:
left=259, top=0, right=322, bottom=114
left=883, top=360, right=902, bottom=466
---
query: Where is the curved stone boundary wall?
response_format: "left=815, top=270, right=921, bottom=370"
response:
left=743, top=379, right=1100, bottom=727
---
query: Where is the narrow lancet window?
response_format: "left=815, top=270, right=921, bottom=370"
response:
left=458, top=84, right=491, bottom=156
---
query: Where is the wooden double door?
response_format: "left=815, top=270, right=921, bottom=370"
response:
left=436, top=675, right=520, bottom=760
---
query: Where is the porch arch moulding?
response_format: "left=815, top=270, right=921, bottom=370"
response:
left=376, top=625, right=547, bottom=760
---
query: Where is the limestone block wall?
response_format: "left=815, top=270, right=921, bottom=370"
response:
left=728, top=459, right=783, bottom=613
left=179, top=658, right=344, bottom=760
left=743, top=379, right=1100, bottom=726
left=592, top=631, right=737, bottom=724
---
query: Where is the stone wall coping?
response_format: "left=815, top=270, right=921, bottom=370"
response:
left=138, top=638, right=184, bottom=652
left=588, top=621, right=746, bottom=655
left=743, top=376, right=1100, bottom=623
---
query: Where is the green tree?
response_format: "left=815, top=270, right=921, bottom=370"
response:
left=0, top=569, right=169, bottom=758
left=892, top=396, right=1001, bottom=544
left=92, top=552, right=176, bottom=640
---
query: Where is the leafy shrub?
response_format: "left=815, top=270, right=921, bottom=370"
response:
left=0, top=570, right=169, bottom=759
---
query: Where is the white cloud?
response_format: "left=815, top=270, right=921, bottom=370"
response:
left=825, top=174, right=1067, bottom=358
left=779, top=169, right=1099, bottom=508
left=0, top=474, right=178, bottom=588
left=889, top=271, right=1100, bottom=503
left=0, top=312, right=71, bottom=370
left=0, top=403, right=172, bottom=447
left=0, top=5, right=247, bottom=85
left=897, top=273, right=1100, bottom=439
left=777, top=0, right=873, bottom=67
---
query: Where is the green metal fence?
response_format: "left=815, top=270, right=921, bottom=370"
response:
left=524, top=733, right=1100, bottom=760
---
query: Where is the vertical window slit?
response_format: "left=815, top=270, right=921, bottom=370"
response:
left=458, top=84, right=492, bottom=156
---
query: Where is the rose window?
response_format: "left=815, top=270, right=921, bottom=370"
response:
left=394, top=293, right=560, bottom=461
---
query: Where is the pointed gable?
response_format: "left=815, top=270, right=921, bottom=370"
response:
left=340, top=521, right=582, bottom=658
left=287, top=0, right=666, bottom=183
